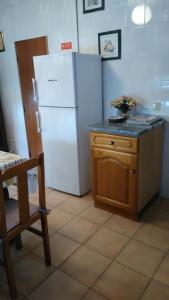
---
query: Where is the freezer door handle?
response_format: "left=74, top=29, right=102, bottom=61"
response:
left=32, top=78, right=39, bottom=102
left=36, top=111, right=41, bottom=133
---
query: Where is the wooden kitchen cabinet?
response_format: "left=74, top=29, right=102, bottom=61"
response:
left=90, top=123, right=164, bottom=220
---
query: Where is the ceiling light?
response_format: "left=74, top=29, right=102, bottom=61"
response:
left=132, top=5, right=152, bottom=25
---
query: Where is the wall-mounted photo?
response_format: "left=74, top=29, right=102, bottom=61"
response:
left=83, top=0, right=104, bottom=14
left=0, top=32, right=5, bottom=52
left=98, top=29, right=121, bottom=60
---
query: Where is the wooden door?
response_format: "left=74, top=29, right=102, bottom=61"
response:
left=15, top=36, right=48, bottom=157
left=91, top=148, right=137, bottom=213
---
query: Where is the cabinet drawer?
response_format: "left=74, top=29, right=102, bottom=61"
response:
left=90, top=133, right=138, bottom=153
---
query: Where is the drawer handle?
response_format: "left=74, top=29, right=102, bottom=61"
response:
left=130, top=170, right=136, bottom=174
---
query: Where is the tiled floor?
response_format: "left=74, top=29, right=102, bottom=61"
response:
left=1, top=187, right=169, bottom=299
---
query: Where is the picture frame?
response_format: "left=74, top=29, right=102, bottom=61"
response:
left=98, top=29, right=121, bottom=60
left=0, top=32, right=5, bottom=52
left=83, top=0, right=104, bottom=14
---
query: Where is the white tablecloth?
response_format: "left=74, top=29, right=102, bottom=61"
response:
left=0, top=151, right=24, bottom=187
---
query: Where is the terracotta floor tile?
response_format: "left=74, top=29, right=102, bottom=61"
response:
left=82, top=193, right=94, bottom=203
left=33, top=232, right=80, bottom=267
left=116, top=240, right=164, bottom=277
left=83, top=290, right=107, bottom=300
left=94, top=262, right=149, bottom=300
left=134, top=223, right=169, bottom=252
left=104, top=214, right=142, bottom=237
left=47, top=208, right=74, bottom=231
left=146, top=209, right=169, bottom=229
left=61, top=246, right=110, bottom=287
left=154, top=253, right=169, bottom=286
left=79, top=206, right=112, bottom=225
left=10, top=244, right=29, bottom=263
left=58, top=217, right=99, bottom=244
left=4, top=253, right=55, bottom=296
left=0, top=280, right=23, bottom=300
left=141, top=280, right=169, bottom=300
left=45, top=190, right=68, bottom=208
left=57, top=197, right=91, bottom=215
left=21, top=230, right=42, bottom=251
left=85, top=227, right=128, bottom=258
left=28, top=270, right=88, bottom=300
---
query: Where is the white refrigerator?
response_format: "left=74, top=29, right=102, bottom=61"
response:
left=33, top=52, right=102, bottom=196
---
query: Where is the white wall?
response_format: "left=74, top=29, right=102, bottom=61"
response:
left=0, top=0, right=169, bottom=197
left=77, top=0, right=169, bottom=198
left=0, top=0, right=78, bottom=156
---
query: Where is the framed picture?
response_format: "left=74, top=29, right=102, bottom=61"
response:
left=0, top=32, right=5, bottom=52
left=98, top=29, right=121, bottom=60
left=83, top=0, right=104, bottom=14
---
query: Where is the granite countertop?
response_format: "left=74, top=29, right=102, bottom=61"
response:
left=87, top=120, right=164, bottom=137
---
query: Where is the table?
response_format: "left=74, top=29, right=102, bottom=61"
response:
left=0, top=151, right=24, bottom=190
left=0, top=151, right=25, bottom=263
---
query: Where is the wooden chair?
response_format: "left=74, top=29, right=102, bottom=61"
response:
left=0, top=153, right=51, bottom=299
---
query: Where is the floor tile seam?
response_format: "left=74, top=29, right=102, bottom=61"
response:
left=138, top=254, right=169, bottom=299
left=148, top=220, right=169, bottom=231
left=32, top=236, right=82, bottom=269
left=78, top=212, right=113, bottom=227
left=55, top=200, right=92, bottom=217
left=80, top=287, right=110, bottom=300
left=58, top=267, right=92, bottom=289
left=103, top=219, right=144, bottom=239
left=114, top=259, right=161, bottom=279
left=138, top=278, right=153, bottom=300
left=47, top=198, right=69, bottom=209
left=83, top=241, right=123, bottom=260
left=12, top=246, right=58, bottom=270
left=60, top=256, right=113, bottom=292
left=48, top=213, right=76, bottom=232
left=2, top=259, right=56, bottom=296
left=28, top=250, right=58, bottom=269
left=57, top=215, right=102, bottom=245
left=88, top=257, right=117, bottom=298
left=12, top=248, right=32, bottom=265
left=150, top=278, right=169, bottom=289
left=140, top=220, right=169, bottom=232
left=151, top=248, right=169, bottom=280
left=56, top=228, right=110, bottom=269
left=108, top=222, right=145, bottom=264
left=133, top=236, right=169, bottom=253
left=26, top=266, right=57, bottom=298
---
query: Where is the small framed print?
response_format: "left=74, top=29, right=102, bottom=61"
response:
left=0, top=32, right=5, bottom=52
left=83, top=0, right=104, bottom=14
left=98, top=30, right=121, bottom=60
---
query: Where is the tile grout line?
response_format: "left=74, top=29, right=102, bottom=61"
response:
left=138, top=249, right=169, bottom=299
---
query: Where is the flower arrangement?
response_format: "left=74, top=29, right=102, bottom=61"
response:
left=111, top=96, right=137, bottom=114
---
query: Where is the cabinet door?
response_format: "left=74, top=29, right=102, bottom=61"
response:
left=92, top=148, right=137, bottom=213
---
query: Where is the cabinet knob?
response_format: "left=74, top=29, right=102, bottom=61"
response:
left=130, top=169, right=136, bottom=174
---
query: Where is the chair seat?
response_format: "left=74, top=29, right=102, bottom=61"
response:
left=5, top=198, right=39, bottom=231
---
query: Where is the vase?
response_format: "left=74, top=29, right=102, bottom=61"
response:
left=117, top=110, right=130, bottom=119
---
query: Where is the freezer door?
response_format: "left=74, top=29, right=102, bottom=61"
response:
left=33, top=54, right=77, bottom=107
left=39, top=106, right=81, bottom=195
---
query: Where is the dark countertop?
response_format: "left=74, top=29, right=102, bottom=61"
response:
left=87, top=120, right=164, bottom=137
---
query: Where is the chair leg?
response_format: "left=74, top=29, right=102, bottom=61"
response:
left=41, top=214, right=51, bottom=266
left=15, top=234, right=22, bottom=250
left=3, top=240, right=17, bottom=299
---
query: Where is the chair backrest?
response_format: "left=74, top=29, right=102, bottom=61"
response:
left=0, top=153, right=46, bottom=239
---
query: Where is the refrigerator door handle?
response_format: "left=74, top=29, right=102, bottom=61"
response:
left=32, top=78, right=39, bottom=102
left=36, top=111, right=41, bottom=133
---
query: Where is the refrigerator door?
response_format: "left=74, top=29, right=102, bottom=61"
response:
left=33, top=54, right=77, bottom=108
left=39, top=106, right=81, bottom=195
